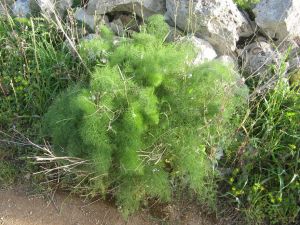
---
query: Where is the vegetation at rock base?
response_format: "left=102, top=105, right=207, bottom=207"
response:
left=225, top=78, right=300, bottom=224
left=0, top=17, right=86, bottom=130
left=234, top=0, right=260, bottom=9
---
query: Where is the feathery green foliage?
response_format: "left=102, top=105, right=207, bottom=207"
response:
left=78, top=26, right=114, bottom=67
left=43, top=15, right=248, bottom=217
left=142, top=14, right=170, bottom=41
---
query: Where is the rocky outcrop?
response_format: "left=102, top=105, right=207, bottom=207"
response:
left=86, top=0, right=165, bottom=18
left=75, top=0, right=165, bottom=31
left=6, top=0, right=300, bottom=83
left=254, top=0, right=300, bottom=42
left=166, top=0, right=253, bottom=54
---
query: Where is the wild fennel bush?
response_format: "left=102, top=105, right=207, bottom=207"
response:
left=43, top=15, right=249, bottom=216
left=226, top=79, right=300, bottom=224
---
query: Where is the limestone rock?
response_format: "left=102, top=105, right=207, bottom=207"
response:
left=166, top=26, right=184, bottom=42
left=0, top=0, right=14, bottom=16
left=86, top=0, right=166, bottom=19
left=180, top=36, right=217, bottom=66
left=75, top=7, right=96, bottom=30
left=166, top=0, right=253, bottom=54
left=12, top=0, right=31, bottom=17
left=241, top=41, right=281, bottom=75
left=109, top=18, right=125, bottom=36
left=279, top=39, right=300, bottom=72
left=116, top=14, right=140, bottom=31
left=108, top=14, right=140, bottom=36
left=289, top=56, right=300, bottom=72
left=75, top=7, right=109, bottom=31
left=217, top=55, right=237, bottom=68
left=254, top=0, right=300, bottom=42
left=30, top=0, right=73, bottom=18
left=82, top=33, right=100, bottom=41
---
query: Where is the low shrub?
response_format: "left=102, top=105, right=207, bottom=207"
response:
left=42, top=15, right=249, bottom=216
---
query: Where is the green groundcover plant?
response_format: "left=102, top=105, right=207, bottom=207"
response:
left=0, top=17, right=84, bottom=130
left=0, top=161, right=17, bottom=187
left=226, top=78, right=300, bottom=224
left=42, top=15, right=249, bottom=216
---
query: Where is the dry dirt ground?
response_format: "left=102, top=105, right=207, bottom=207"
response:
left=0, top=188, right=221, bottom=225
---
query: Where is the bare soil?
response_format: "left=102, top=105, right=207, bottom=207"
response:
left=0, top=188, right=221, bottom=225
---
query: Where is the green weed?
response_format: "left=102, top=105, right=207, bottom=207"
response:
left=0, top=16, right=86, bottom=133
left=225, top=76, right=300, bottom=224
left=0, top=161, right=17, bottom=187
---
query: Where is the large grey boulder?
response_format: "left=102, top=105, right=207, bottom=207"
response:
left=286, top=40, right=300, bottom=72
left=166, top=0, right=253, bottom=54
left=278, top=39, right=300, bottom=71
left=109, top=18, right=126, bottom=36
left=29, top=0, right=73, bottom=18
left=289, top=56, right=300, bottom=72
left=75, top=7, right=101, bottom=30
left=254, top=0, right=300, bottom=42
left=86, top=0, right=166, bottom=18
left=12, top=0, right=31, bottom=17
left=166, top=26, right=184, bottom=42
left=240, top=40, right=281, bottom=75
left=217, top=55, right=237, bottom=69
left=0, top=0, right=15, bottom=16
left=180, top=36, right=217, bottom=66
left=75, top=8, right=111, bottom=34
